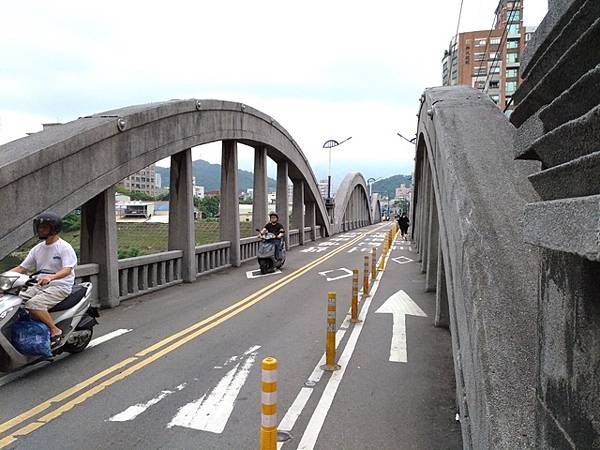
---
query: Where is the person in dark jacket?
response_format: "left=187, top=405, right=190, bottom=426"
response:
left=398, top=212, right=410, bottom=240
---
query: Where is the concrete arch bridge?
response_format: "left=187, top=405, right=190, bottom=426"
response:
left=0, top=100, right=380, bottom=307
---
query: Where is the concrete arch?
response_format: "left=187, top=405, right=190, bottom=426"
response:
left=370, top=193, right=382, bottom=223
left=333, top=173, right=373, bottom=233
left=0, top=99, right=330, bottom=259
left=412, top=86, right=539, bottom=449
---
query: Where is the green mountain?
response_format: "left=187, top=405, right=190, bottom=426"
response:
left=156, top=159, right=276, bottom=192
left=371, top=174, right=412, bottom=198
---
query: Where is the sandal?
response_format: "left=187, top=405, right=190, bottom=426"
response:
left=50, top=333, right=63, bottom=348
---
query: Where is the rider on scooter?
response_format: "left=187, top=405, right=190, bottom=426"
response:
left=10, top=212, right=77, bottom=347
left=259, top=212, right=285, bottom=259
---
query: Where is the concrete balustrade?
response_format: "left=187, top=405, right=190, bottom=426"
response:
left=118, top=250, right=184, bottom=301
left=196, top=241, right=231, bottom=276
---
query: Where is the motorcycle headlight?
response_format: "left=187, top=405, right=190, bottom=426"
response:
left=0, top=276, right=17, bottom=291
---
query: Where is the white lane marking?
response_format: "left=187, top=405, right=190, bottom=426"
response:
left=168, top=351, right=258, bottom=433
left=108, top=384, right=187, bottom=422
left=89, top=329, right=133, bottom=348
left=246, top=269, right=282, bottom=279
left=375, top=291, right=427, bottom=363
left=317, top=268, right=353, bottom=282
left=391, top=256, right=413, bottom=265
left=296, top=250, right=389, bottom=450
left=0, top=328, right=133, bottom=387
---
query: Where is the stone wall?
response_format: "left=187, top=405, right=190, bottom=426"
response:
left=511, top=1, right=600, bottom=447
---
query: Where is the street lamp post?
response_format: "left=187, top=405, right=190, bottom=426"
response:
left=367, top=177, right=381, bottom=197
left=323, top=137, right=352, bottom=200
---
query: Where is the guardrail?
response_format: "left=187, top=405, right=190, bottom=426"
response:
left=196, top=241, right=231, bottom=276
left=118, top=250, right=184, bottom=301
left=75, top=263, right=100, bottom=306
left=289, top=229, right=300, bottom=248
left=316, top=226, right=323, bottom=239
left=240, top=236, right=260, bottom=263
left=303, top=226, right=313, bottom=243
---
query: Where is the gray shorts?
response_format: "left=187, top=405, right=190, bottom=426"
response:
left=20, top=285, right=70, bottom=310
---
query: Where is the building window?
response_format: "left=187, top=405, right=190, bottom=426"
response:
left=490, top=64, right=501, bottom=74
left=475, top=39, right=487, bottom=47
left=490, top=37, right=501, bottom=45
left=507, top=40, right=519, bottom=49
left=506, top=68, right=519, bottom=78
left=508, top=10, right=520, bottom=22
left=506, top=81, right=518, bottom=93
left=474, top=52, right=485, bottom=61
left=489, top=80, right=500, bottom=89
left=506, top=52, right=519, bottom=65
left=490, top=95, right=500, bottom=104
left=473, top=67, right=487, bottom=76
left=489, top=52, right=499, bottom=60
left=508, top=24, right=520, bottom=37
left=473, top=80, right=486, bottom=89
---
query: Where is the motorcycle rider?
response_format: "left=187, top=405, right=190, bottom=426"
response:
left=259, top=212, right=285, bottom=259
left=10, top=212, right=77, bottom=346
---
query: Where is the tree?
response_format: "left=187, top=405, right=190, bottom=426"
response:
left=195, top=196, right=220, bottom=218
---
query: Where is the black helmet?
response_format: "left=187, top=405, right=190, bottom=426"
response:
left=269, top=212, right=279, bottom=219
left=33, top=212, right=63, bottom=237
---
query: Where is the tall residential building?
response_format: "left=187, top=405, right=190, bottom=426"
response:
left=442, top=0, right=535, bottom=116
left=120, top=164, right=157, bottom=197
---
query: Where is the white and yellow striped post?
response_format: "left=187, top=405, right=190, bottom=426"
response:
left=321, top=292, right=340, bottom=371
left=379, top=239, right=388, bottom=270
left=371, top=247, right=377, bottom=280
left=260, top=357, right=278, bottom=450
left=351, top=269, right=361, bottom=323
left=363, top=255, right=370, bottom=295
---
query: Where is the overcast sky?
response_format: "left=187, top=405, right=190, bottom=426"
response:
left=0, top=0, right=548, bottom=183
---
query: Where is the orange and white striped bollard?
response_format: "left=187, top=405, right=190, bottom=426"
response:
left=321, top=292, right=340, bottom=371
left=351, top=269, right=360, bottom=323
left=363, top=255, right=370, bottom=295
left=260, top=357, right=278, bottom=450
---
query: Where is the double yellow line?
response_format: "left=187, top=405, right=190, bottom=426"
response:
left=0, top=224, right=388, bottom=448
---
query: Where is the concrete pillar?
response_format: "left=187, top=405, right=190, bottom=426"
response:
left=168, top=149, right=196, bottom=282
left=291, top=179, right=305, bottom=245
left=80, top=186, right=119, bottom=308
left=220, top=140, right=241, bottom=267
left=306, top=201, right=317, bottom=242
left=276, top=161, right=290, bottom=249
left=425, top=190, right=439, bottom=292
left=252, top=146, right=268, bottom=232
left=435, top=240, right=450, bottom=328
left=420, top=160, right=431, bottom=271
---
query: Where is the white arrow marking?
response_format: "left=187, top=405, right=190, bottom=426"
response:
left=318, top=268, right=353, bottom=282
left=391, top=256, right=413, bottom=265
left=168, top=350, right=258, bottom=433
left=375, top=290, right=426, bottom=363
left=108, top=384, right=187, bottom=422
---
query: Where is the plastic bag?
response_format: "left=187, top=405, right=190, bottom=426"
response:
left=11, top=315, right=53, bottom=358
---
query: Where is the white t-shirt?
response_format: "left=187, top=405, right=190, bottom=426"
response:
left=21, top=238, right=77, bottom=292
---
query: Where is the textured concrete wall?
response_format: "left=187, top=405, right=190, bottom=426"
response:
left=415, top=86, right=540, bottom=449
left=511, top=2, right=600, bottom=447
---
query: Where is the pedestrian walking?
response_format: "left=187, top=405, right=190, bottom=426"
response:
left=398, top=212, right=410, bottom=241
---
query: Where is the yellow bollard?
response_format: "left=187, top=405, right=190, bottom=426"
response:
left=351, top=269, right=361, bottom=323
left=363, top=255, right=370, bottom=295
left=321, top=292, right=340, bottom=371
left=380, top=239, right=388, bottom=270
left=371, top=247, right=377, bottom=280
left=260, top=357, right=278, bottom=450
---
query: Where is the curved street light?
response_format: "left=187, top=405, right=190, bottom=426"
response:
left=323, top=136, right=352, bottom=199
left=396, top=132, right=416, bottom=144
left=367, top=177, right=382, bottom=197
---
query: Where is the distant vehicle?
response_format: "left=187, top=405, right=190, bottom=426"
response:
left=383, top=215, right=390, bottom=221
left=256, top=230, right=286, bottom=274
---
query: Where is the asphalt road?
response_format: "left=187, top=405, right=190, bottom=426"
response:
left=0, top=223, right=461, bottom=450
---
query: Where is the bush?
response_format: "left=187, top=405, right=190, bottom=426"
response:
left=117, top=247, right=141, bottom=259
left=62, top=212, right=81, bottom=232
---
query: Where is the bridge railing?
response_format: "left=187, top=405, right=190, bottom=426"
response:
left=289, top=229, right=300, bottom=248
left=117, top=250, right=184, bottom=301
left=240, top=236, right=260, bottom=263
left=196, top=241, right=231, bottom=276
left=303, top=226, right=312, bottom=243
left=75, top=263, right=100, bottom=306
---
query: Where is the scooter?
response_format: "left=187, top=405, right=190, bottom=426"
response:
left=0, top=271, right=99, bottom=372
left=256, top=230, right=286, bottom=274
